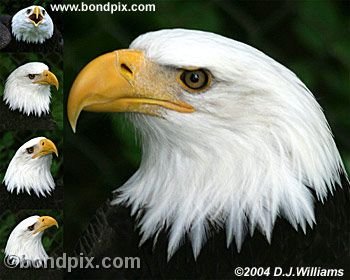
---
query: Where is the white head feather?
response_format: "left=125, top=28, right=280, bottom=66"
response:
left=3, top=137, right=58, bottom=197
left=112, top=29, right=347, bottom=259
left=3, top=62, right=58, bottom=116
left=5, top=215, right=58, bottom=267
left=11, top=5, right=53, bottom=44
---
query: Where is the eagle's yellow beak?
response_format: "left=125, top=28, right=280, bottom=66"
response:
left=33, top=70, right=59, bottom=90
left=29, top=6, right=44, bottom=27
left=33, top=216, right=59, bottom=234
left=67, top=50, right=194, bottom=132
left=32, top=138, right=58, bottom=159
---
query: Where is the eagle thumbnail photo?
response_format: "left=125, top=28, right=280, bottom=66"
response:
left=0, top=52, right=63, bottom=131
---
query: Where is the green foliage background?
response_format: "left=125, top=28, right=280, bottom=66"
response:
left=0, top=209, right=63, bottom=261
left=63, top=0, right=349, bottom=250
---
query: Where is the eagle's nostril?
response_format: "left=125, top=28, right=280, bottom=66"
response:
left=121, top=63, right=133, bottom=75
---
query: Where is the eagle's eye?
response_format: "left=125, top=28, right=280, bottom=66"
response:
left=26, top=147, right=34, bottom=154
left=28, top=74, right=36, bottom=80
left=42, top=9, right=46, bottom=16
left=27, top=224, right=35, bottom=231
left=26, top=9, right=31, bottom=15
left=178, top=69, right=211, bottom=92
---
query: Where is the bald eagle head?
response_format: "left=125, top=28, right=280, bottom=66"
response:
left=3, top=62, right=59, bottom=117
left=5, top=215, right=58, bottom=267
left=11, top=5, right=54, bottom=44
left=67, top=29, right=347, bottom=259
left=3, top=137, right=58, bottom=197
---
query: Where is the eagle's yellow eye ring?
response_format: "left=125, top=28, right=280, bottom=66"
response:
left=177, top=69, right=211, bottom=93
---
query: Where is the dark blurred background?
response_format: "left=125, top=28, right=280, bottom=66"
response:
left=64, top=0, right=350, bottom=252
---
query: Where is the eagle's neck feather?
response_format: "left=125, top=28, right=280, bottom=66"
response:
left=11, top=16, right=53, bottom=44
left=113, top=29, right=346, bottom=259
left=114, top=106, right=345, bottom=259
left=5, top=232, right=48, bottom=265
left=3, top=77, right=51, bottom=116
left=3, top=155, right=55, bottom=197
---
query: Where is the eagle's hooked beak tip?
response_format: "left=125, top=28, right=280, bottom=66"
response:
left=33, top=70, right=59, bottom=90
left=70, top=121, right=77, bottom=134
left=67, top=51, right=122, bottom=133
left=33, top=216, right=59, bottom=234
left=67, top=101, right=81, bottom=133
left=54, top=81, right=59, bottom=91
left=67, top=49, right=195, bottom=132
left=32, top=138, right=58, bottom=159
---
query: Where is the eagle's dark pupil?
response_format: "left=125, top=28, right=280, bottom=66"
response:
left=179, top=68, right=209, bottom=91
left=27, top=224, right=35, bottom=231
left=28, top=74, right=35, bottom=80
left=190, top=73, right=200, bottom=83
